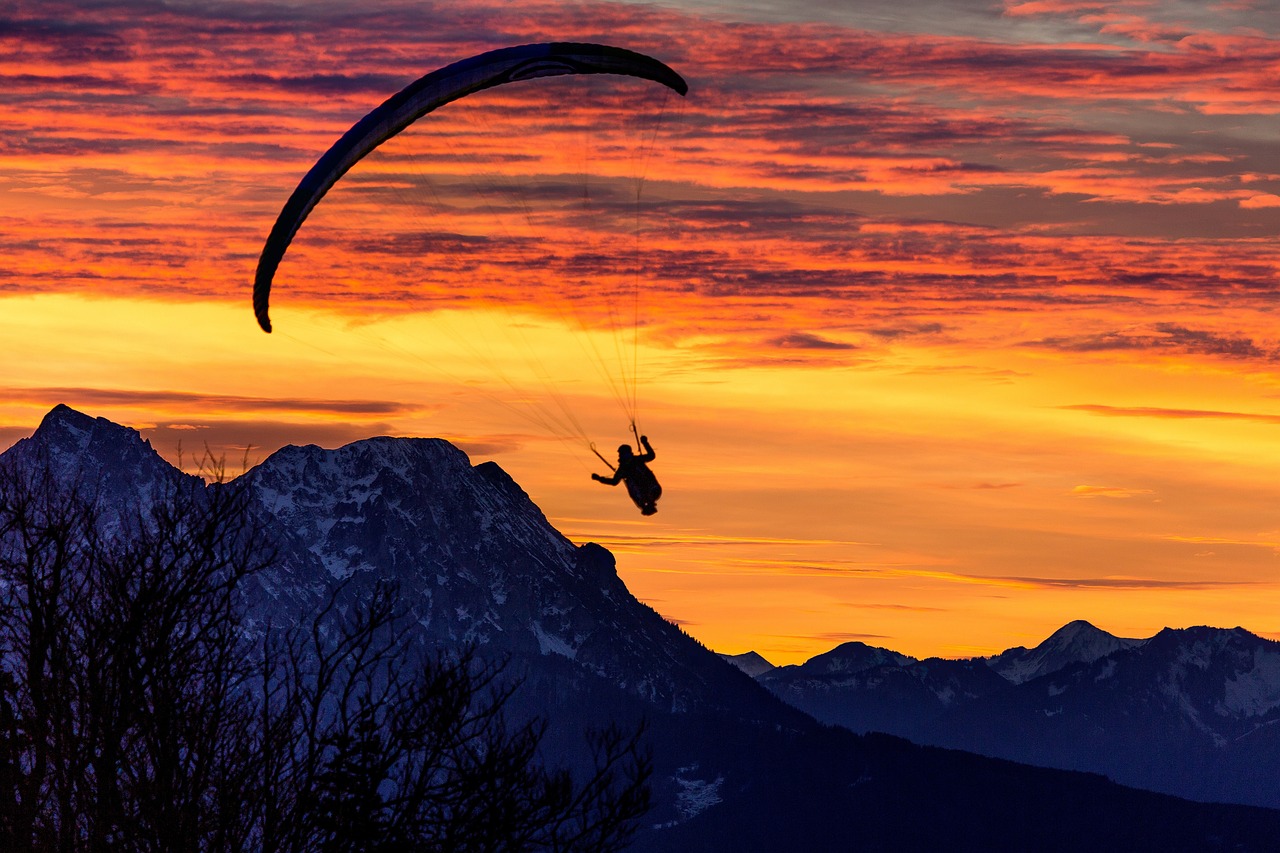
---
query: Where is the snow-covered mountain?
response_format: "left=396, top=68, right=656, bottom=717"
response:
left=757, top=619, right=1280, bottom=808
left=719, top=651, right=776, bottom=677
left=987, top=618, right=1144, bottom=684
left=762, top=646, right=1012, bottom=740
left=788, top=640, right=914, bottom=678
left=238, top=435, right=789, bottom=719
left=3, top=404, right=194, bottom=517
left=8, top=404, right=1280, bottom=851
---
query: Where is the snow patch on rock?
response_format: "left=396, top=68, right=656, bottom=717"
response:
left=1223, top=647, right=1280, bottom=718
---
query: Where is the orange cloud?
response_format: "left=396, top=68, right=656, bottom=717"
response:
left=1070, top=485, right=1156, bottom=499
left=1065, top=404, right=1280, bottom=424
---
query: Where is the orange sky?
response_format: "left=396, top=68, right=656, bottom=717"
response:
left=5, top=0, right=1280, bottom=664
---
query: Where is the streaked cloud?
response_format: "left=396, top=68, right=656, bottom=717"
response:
left=655, top=611, right=696, bottom=627
left=1070, top=484, right=1155, bottom=499
left=768, top=331, right=856, bottom=350
left=984, top=574, right=1251, bottom=590
left=796, top=631, right=896, bottom=644
left=1161, top=535, right=1280, bottom=555
left=142, top=420, right=402, bottom=470
left=558, top=531, right=873, bottom=551
left=1065, top=404, right=1280, bottom=424
left=839, top=602, right=948, bottom=613
left=869, top=323, right=945, bottom=340
left=1024, top=324, right=1269, bottom=359
left=944, top=481, right=1024, bottom=490
left=0, top=387, right=417, bottom=416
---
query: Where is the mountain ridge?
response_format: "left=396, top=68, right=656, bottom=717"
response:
left=988, top=618, right=1146, bottom=684
left=8, top=403, right=1280, bottom=850
left=757, top=617, right=1280, bottom=808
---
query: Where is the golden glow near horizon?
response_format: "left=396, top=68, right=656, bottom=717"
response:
left=5, top=0, right=1280, bottom=664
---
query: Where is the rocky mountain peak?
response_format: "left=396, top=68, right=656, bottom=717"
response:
left=1053, top=618, right=1103, bottom=639
left=27, top=403, right=155, bottom=462
left=231, top=431, right=785, bottom=718
left=987, top=619, right=1142, bottom=684
left=720, top=651, right=776, bottom=678
left=799, top=641, right=914, bottom=676
left=5, top=404, right=188, bottom=510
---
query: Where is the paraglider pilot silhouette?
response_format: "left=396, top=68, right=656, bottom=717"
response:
left=248, top=43, right=687, bottom=521
left=592, top=433, right=661, bottom=515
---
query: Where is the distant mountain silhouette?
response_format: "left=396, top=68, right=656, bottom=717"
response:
left=759, top=619, right=1280, bottom=808
left=8, top=404, right=1280, bottom=851
left=719, top=650, right=777, bottom=677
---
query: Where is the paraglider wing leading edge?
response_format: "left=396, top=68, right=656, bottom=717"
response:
left=253, top=42, right=689, bottom=332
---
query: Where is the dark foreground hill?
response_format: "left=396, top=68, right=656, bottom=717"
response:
left=8, top=404, right=1280, bottom=851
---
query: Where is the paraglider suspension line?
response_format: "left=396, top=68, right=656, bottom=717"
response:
left=590, top=442, right=616, bottom=472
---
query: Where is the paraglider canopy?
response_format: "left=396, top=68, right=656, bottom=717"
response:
left=253, top=41, right=688, bottom=332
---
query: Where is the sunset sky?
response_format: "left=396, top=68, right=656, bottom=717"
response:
left=6, top=0, right=1280, bottom=664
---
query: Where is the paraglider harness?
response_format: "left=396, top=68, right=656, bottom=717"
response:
left=592, top=424, right=662, bottom=516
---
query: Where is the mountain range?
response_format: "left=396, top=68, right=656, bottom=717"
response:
left=750, top=618, right=1280, bottom=809
left=7, top=404, right=1280, bottom=851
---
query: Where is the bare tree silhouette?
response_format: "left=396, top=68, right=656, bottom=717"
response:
left=0, top=452, right=649, bottom=851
